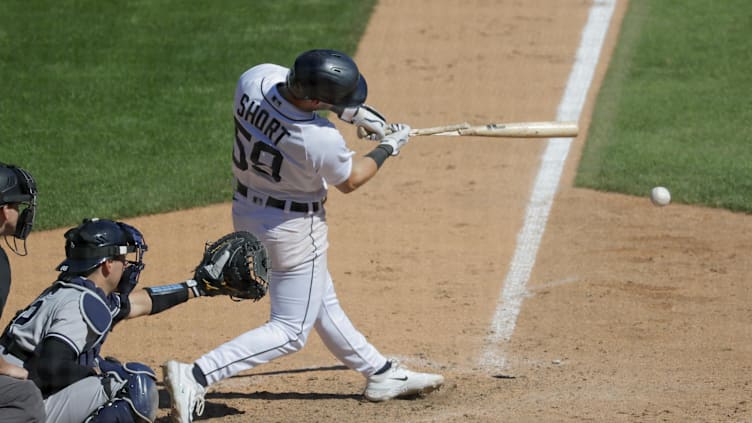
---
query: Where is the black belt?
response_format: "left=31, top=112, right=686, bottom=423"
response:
left=0, top=335, right=31, bottom=362
left=236, top=181, right=324, bottom=213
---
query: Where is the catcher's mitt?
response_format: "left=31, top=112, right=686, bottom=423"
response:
left=193, top=231, right=269, bottom=301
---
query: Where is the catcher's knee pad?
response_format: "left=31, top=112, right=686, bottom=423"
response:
left=87, top=360, right=159, bottom=423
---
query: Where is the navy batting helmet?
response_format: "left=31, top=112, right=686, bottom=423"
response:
left=286, top=49, right=367, bottom=107
left=57, top=218, right=148, bottom=276
left=0, top=163, right=38, bottom=240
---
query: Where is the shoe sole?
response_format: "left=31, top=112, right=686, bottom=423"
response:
left=365, top=380, right=444, bottom=402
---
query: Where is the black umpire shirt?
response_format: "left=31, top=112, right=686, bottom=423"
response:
left=0, top=246, right=10, bottom=318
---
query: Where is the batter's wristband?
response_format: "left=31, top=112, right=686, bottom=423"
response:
left=145, top=282, right=191, bottom=314
left=365, top=144, right=393, bottom=168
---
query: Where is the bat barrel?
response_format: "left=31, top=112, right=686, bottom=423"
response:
left=459, top=121, right=579, bottom=137
left=410, top=121, right=579, bottom=138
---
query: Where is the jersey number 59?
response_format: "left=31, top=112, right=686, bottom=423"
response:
left=234, top=118, right=283, bottom=182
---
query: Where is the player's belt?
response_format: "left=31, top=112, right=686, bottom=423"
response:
left=0, top=335, right=32, bottom=362
left=235, top=181, right=325, bottom=213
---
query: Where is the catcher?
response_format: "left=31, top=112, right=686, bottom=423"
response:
left=0, top=218, right=267, bottom=423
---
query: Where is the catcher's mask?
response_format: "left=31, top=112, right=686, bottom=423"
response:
left=0, top=163, right=38, bottom=255
left=286, top=49, right=367, bottom=108
left=56, top=218, right=148, bottom=282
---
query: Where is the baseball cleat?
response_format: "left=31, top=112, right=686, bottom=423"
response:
left=162, top=360, right=206, bottom=423
left=364, top=360, right=444, bottom=402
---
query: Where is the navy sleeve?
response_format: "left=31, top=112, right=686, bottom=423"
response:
left=27, top=337, right=97, bottom=397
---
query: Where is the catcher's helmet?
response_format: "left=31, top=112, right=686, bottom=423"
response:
left=57, top=218, right=148, bottom=275
left=286, top=49, right=367, bottom=107
left=0, top=163, right=38, bottom=240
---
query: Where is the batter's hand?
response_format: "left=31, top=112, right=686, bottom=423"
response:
left=379, top=123, right=411, bottom=156
left=338, top=104, right=388, bottom=140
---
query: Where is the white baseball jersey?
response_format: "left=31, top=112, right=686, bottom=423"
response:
left=193, top=63, right=388, bottom=385
left=232, top=64, right=355, bottom=203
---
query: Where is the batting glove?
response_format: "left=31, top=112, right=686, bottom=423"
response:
left=379, top=123, right=411, bottom=156
left=338, top=104, right=388, bottom=141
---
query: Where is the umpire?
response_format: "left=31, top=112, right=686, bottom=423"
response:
left=0, top=163, right=45, bottom=423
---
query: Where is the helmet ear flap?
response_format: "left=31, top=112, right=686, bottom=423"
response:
left=286, top=67, right=305, bottom=100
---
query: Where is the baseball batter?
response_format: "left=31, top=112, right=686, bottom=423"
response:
left=0, top=218, right=228, bottom=423
left=163, top=49, right=444, bottom=422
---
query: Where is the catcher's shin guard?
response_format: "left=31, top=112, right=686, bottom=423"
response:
left=87, top=360, right=159, bottom=422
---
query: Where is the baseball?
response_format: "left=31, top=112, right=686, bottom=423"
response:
left=650, top=186, right=671, bottom=206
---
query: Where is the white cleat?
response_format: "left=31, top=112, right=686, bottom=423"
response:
left=364, top=360, right=444, bottom=402
left=162, top=360, right=206, bottom=423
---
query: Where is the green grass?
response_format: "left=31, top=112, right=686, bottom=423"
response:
left=0, top=0, right=376, bottom=230
left=576, top=0, right=752, bottom=212
left=3, top=0, right=748, bottom=231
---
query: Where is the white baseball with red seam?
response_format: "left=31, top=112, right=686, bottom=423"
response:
left=650, top=186, right=671, bottom=206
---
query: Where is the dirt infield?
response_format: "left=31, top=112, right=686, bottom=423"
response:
left=6, top=0, right=752, bottom=421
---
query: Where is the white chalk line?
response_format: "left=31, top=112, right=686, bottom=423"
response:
left=480, top=0, right=618, bottom=369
